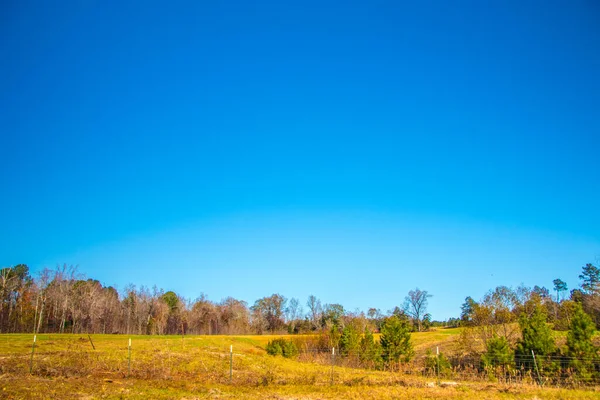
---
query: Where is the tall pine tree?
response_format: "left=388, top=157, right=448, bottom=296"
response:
left=566, top=303, right=598, bottom=379
left=515, top=303, right=557, bottom=372
left=339, top=324, right=361, bottom=357
left=380, top=315, right=414, bottom=367
left=482, top=335, right=513, bottom=368
left=359, top=326, right=382, bottom=368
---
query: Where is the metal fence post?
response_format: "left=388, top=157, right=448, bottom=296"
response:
left=436, top=346, right=440, bottom=385
left=29, top=335, right=36, bottom=374
left=531, top=350, right=542, bottom=387
left=128, top=338, right=132, bottom=376
left=330, top=347, right=335, bottom=385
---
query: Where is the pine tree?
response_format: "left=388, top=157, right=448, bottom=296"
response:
left=329, top=324, right=341, bottom=350
left=339, top=324, right=360, bottom=357
left=565, top=303, right=598, bottom=379
left=380, top=315, right=414, bottom=366
left=424, top=349, right=452, bottom=377
left=515, top=303, right=556, bottom=372
left=579, top=263, right=600, bottom=294
left=265, top=338, right=298, bottom=358
left=359, top=326, right=382, bottom=368
left=482, top=335, right=513, bottom=368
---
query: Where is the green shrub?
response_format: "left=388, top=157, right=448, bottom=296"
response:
left=282, top=340, right=299, bottom=358
left=424, top=349, right=452, bottom=377
left=266, top=340, right=283, bottom=356
left=481, top=336, right=514, bottom=381
left=482, top=336, right=513, bottom=368
left=266, top=338, right=298, bottom=358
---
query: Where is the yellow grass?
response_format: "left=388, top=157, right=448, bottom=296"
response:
left=0, top=332, right=598, bottom=399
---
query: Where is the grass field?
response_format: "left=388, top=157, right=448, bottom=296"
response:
left=0, top=330, right=598, bottom=399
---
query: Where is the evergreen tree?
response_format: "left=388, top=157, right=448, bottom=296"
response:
left=422, top=313, right=432, bottom=330
left=380, top=315, right=414, bottom=366
left=329, top=324, right=341, bottom=349
left=515, top=303, right=556, bottom=372
left=339, top=324, right=361, bottom=356
left=265, top=338, right=298, bottom=358
left=565, top=303, right=598, bottom=379
left=482, top=335, right=513, bottom=368
left=265, top=339, right=283, bottom=356
left=424, top=349, right=452, bottom=377
left=359, top=326, right=382, bottom=368
left=579, top=264, right=600, bottom=294
left=553, top=279, right=568, bottom=302
left=553, top=300, right=578, bottom=331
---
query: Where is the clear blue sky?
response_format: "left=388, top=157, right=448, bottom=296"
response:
left=1, top=1, right=599, bottom=320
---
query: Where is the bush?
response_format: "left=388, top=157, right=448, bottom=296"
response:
left=482, top=336, right=513, bottom=368
left=266, top=338, right=298, bottom=358
left=481, top=336, right=514, bottom=381
left=424, top=349, right=452, bottom=377
left=265, top=340, right=282, bottom=356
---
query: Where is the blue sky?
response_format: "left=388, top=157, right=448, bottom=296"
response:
left=1, top=1, right=599, bottom=319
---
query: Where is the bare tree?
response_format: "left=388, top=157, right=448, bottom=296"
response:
left=34, top=268, right=52, bottom=333
left=306, top=295, right=322, bottom=330
left=285, top=297, right=302, bottom=332
left=219, top=297, right=250, bottom=334
left=0, top=267, right=16, bottom=333
left=190, top=294, right=219, bottom=334
left=403, top=288, right=431, bottom=332
left=0, top=265, right=30, bottom=333
left=251, top=294, right=286, bottom=333
left=285, top=298, right=298, bottom=321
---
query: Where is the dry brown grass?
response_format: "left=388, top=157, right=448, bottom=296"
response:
left=0, top=333, right=598, bottom=399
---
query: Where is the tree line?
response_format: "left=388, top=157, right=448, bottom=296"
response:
left=259, top=263, right=600, bottom=381
left=2, top=261, right=597, bottom=381
left=0, top=262, right=599, bottom=344
left=458, top=263, right=600, bottom=380
left=0, top=264, right=434, bottom=336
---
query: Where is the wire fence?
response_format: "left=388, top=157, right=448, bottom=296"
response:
left=1, top=336, right=599, bottom=388
left=294, top=348, right=600, bottom=387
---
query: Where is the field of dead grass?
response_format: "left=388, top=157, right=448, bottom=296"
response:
left=0, top=331, right=598, bottom=399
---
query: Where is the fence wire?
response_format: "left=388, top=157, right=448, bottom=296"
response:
left=293, top=349, right=600, bottom=386
left=1, top=340, right=599, bottom=388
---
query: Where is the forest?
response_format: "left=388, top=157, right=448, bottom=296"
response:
left=0, top=263, right=598, bottom=339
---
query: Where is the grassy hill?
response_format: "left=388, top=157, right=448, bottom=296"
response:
left=0, top=331, right=598, bottom=399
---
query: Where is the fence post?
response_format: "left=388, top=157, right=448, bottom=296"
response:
left=436, top=346, right=440, bottom=385
left=29, top=335, right=36, bottom=374
left=531, top=350, right=542, bottom=387
left=128, top=338, right=132, bottom=377
left=330, top=347, right=335, bottom=385
left=88, top=334, right=96, bottom=350
left=229, top=345, right=233, bottom=383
